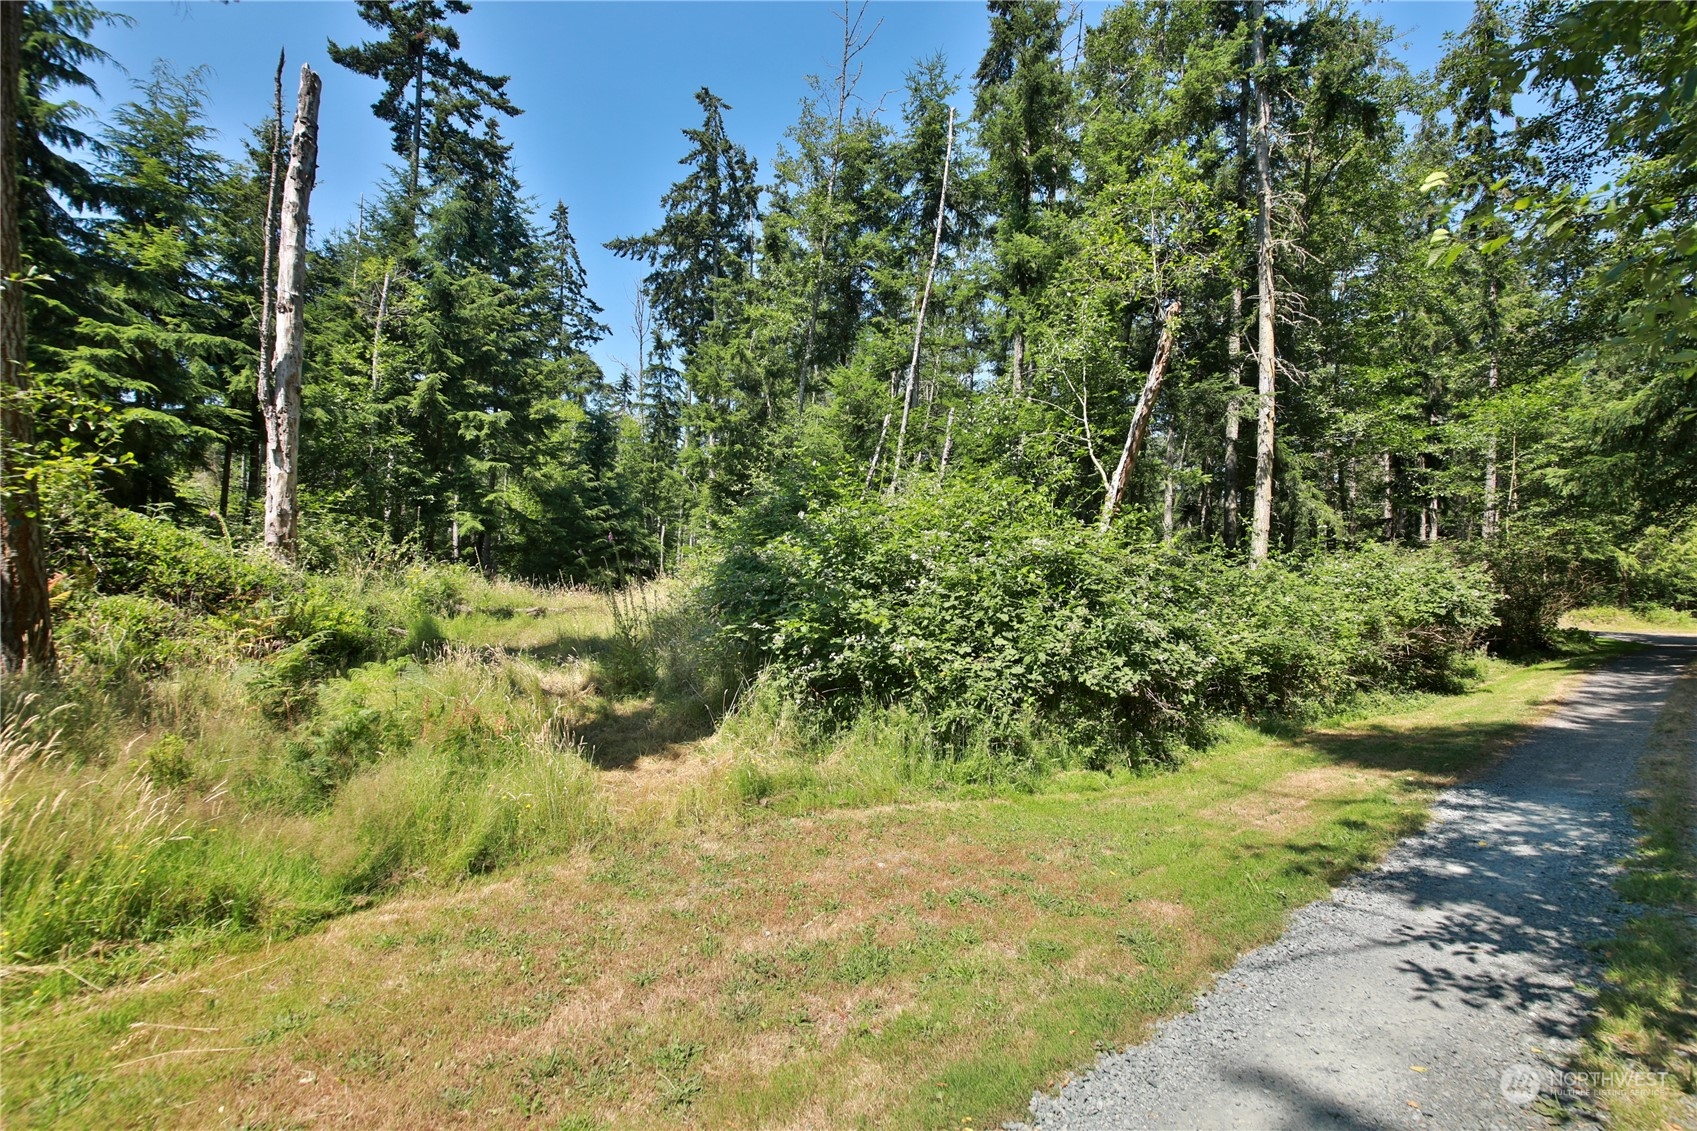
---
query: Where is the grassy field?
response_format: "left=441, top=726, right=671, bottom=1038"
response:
left=1562, top=605, right=1697, bottom=635
left=3, top=640, right=1625, bottom=1129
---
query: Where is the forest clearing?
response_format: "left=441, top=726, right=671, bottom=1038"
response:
left=3, top=0, right=1695, bottom=1127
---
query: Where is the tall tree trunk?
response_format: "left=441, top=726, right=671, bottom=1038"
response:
left=410, top=54, right=424, bottom=201
left=1223, top=284, right=1243, bottom=550
left=370, top=266, right=390, bottom=394
left=1422, top=451, right=1440, bottom=543
left=1248, top=1, right=1277, bottom=567
left=261, top=65, right=321, bottom=558
left=863, top=412, right=891, bottom=496
left=1, top=2, right=54, bottom=671
left=1422, top=404, right=1440, bottom=542
left=1010, top=331, right=1025, bottom=396
left=1162, top=435, right=1184, bottom=542
left=936, top=406, right=955, bottom=484
left=1099, top=300, right=1182, bottom=533
left=1382, top=451, right=1395, bottom=541
left=218, top=442, right=233, bottom=518
left=1344, top=455, right=1358, bottom=542
left=259, top=50, right=285, bottom=388
left=889, top=106, right=954, bottom=488
left=1481, top=277, right=1500, bottom=538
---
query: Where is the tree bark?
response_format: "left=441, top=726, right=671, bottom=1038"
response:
left=863, top=412, right=891, bottom=496
left=370, top=265, right=390, bottom=394
left=1162, top=436, right=1184, bottom=542
left=1223, top=284, right=1243, bottom=550
left=1, top=1, right=54, bottom=671
left=1481, top=277, right=1500, bottom=538
left=259, top=50, right=285, bottom=390
left=1382, top=451, right=1395, bottom=542
left=261, top=65, right=321, bottom=558
left=1248, top=1, right=1277, bottom=567
left=889, top=107, right=954, bottom=489
left=936, top=406, right=955, bottom=484
left=1098, top=300, right=1182, bottom=533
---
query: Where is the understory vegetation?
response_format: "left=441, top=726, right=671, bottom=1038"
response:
left=3, top=503, right=622, bottom=999
left=2, top=641, right=1622, bottom=1129
left=2, top=494, right=1509, bottom=1002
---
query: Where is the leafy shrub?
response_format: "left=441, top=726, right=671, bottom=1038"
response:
left=1461, top=522, right=1617, bottom=653
left=141, top=734, right=193, bottom=789
left=49, top=502, right=285, bottom=615
left=55, top=593, right=194, bottom=676
left=698, top=473, right=1498, bottom=756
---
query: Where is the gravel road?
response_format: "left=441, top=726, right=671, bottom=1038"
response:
left=1024, top=634, right=1697, bottom=1131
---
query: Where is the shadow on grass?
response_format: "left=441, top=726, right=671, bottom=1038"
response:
left=1292, top=637, right=1663, bottom=778
left=575, top=699, right=714, bottom=771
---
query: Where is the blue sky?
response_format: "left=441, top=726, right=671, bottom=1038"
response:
left=83, top=0, right=1473, bottom=377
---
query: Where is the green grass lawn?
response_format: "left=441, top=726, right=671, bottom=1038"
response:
left=3, top=647, right=1622, bottom=1130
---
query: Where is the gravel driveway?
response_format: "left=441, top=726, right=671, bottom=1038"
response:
left=1025, top=634, right=1697, bottom=1131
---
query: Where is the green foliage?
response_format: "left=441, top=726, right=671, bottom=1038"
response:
left=700, top=472, right=1498, bottom=759
left=0, top=635, right=605, bottom=980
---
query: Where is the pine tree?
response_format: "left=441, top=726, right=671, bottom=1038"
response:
left=974, top=0, right=1074, bottom=392
left=607, top=87, right=760, bottom=372
left=327, top=0, right=519, bottom=203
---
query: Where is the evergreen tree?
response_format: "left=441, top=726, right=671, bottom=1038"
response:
left=607, top=88, right=760, bottom=372
left=974, top=0, right=1075, bottom=391
left=327, top=0, right=519, bottom=202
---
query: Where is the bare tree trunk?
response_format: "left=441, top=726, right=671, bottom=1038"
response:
left=1382, top=451, right=1395, bottom=542
left=259, top=50, right=284, bottom=388
left=370, top=265, right=390, bottom=394
left=1162, top=436, right=1184, bottom=542
left=1223, top=284, right=1243, bottom=550
left=218, top=442, right=233, bottom=517
left=890, top=107, right=954, bottom=488
left=261, top=65, right=321, bottom=558
left=1248, top=1, right=1277, bottom=567
left=1010, top=331, right=1025, bottom=396
left=1422, top=450, right=1440, bottom=543
left=1, top=2, right=54, bottom=671
left=1344, top=455, right=1358, bottom=542
left=1098, top=300, right=1182, bottom=533
left=936, top=406, right=955, bottom=484
left=863, top=412, right=891, bottom=496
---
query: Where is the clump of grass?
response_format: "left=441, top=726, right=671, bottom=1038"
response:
left=2, top=638, right=609, bottom=1011
left=1572, top=668, right=1697, bottom=1128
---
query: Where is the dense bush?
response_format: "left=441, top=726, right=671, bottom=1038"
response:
left=43, top=502, right=445, bottom=688
left=698, top=474, right=1499, bottom=757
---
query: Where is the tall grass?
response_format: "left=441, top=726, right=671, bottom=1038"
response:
left=2, top=562, right=612, bottom=1008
